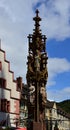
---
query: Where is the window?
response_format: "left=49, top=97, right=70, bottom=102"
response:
left=0, top=62, right=2, bottom=70
left=1, top=99, right=6, bottom=112
left=7, top=101, right=10, bottom=112
left=0, top=78, right=6, bottom=88
left=0, top=99, right=10, bottom=112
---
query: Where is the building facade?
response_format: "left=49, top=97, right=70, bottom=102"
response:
left=0, top=48, right=21, bottom=127
left=20, top=84, right=28, bottom=127
left=45, top=100, right=70, bottom=130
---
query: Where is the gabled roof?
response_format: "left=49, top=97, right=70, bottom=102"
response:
left=57, top=105, right=70, bottom=119
left=46, top=100, right=70, bottom=119
left=46, top=100, right=55, bottom=108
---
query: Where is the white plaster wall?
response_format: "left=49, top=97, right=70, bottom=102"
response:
left=11, top=83, right=20, bottom=99
left=0, top=88, right=10, bottom=99
left=0, top=50, right=20, bottom=99
left=7, top=73, right=14, bottom=89
left=0, top=51, right=4, bottom=61
left=0, top=50, right=20, bottom=127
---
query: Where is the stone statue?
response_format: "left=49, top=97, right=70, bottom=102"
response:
left=40, top=84, right=47, bottom=107
left=28, top=53, right=33, bottom=73
left=29, top=84, right=35, bottom=105
left=34, top=50, right=41, bottom=71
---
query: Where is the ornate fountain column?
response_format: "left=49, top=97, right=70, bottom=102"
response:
left=26, top=10, right=48, bottom=130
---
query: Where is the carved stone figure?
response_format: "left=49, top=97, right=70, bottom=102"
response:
left=28, top=53, right=33, bottom=73
left=40, top=85, right=47, bottom=107
left=29, top=84, right=35, bottom=105
left=34, top=50, right=41, bottom=71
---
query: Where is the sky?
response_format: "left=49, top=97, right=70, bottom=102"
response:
left=0, top=0, right=70, bottom=102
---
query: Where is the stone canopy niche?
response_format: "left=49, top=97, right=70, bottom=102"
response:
left=26, top=9, right=48, bottom=130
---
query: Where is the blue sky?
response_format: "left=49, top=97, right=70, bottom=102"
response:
left=47, top=38, right=70, bottom=101
left=0, top=0, right=70, bottom=102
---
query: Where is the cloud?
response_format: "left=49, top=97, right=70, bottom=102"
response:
left=0, top=0, right=70, bottom=87
left=0, top=0, right=34, bottom=83
left=36, top=0, right=70, bottom=40
left=47, top=86, right=70, bottom=102
left=63, top=87, right=70, bottom=93
left=47, top=58, right=70, bottom=87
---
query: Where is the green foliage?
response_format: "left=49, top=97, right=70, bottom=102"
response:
left=57, top=99, right=70, bottom=114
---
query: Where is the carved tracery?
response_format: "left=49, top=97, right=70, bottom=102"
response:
left=26, top=9, right=48, bottom=122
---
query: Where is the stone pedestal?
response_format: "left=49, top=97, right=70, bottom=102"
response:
left=33, top=122, right=43, bottom=130
left=27, top=121, right=46, bottom=130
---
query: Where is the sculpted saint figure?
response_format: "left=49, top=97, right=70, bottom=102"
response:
left=29, top=84, right=35, bottom=105
left=34, top=50, right=41, bottom=71
left=40, top=84, right=47, bottom=107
